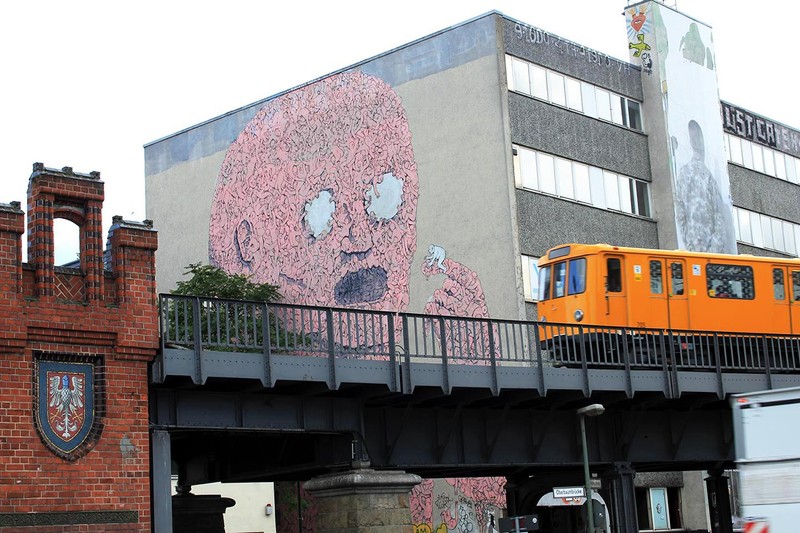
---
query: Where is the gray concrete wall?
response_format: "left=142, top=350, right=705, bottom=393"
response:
left=515, top=190, right=658, bottom=257
left=729, top=164, right=800, bottom=222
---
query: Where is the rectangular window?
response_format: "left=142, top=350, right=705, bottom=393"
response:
left=530, top=65, right=548, bottom=100
left=553, top=261, right=567, bottom=298
left=742, top=139, right=754, bottom=168
left=510, top=57, right=532, bottom=95
left=555, top=157, right=574, bottom=199
left=761, top=214, right=774, bottom=249
left=635, top=180, right=651, bottom=217
left=775, top=151, right=787, bottom=180
left=750, top=212, right=764, bottom=248
left=581, top=82, right=597, bottom=118
left=784, top=221, right=796, bottom=255
left=619, top=175, right=633, bottom=214
left=737, top=208, right=752, bottom=243
left=548, top=71, right=567, bottom=106
left=752, top=144, right=765, bottom=173
left=565, top=77, right=582, bottom=111
left=772, top=218, right=785, bottom=251
left=604, top=171, right=621, bottom=210
left=671, top=262, right=684, bottom=295
left=519, top=147, right=538, bottom=190
left=568, top=258, right=587, bottom=295
left=794, top=271, right=800, bottom=301
left=650, top=260, right=663, bottom=294
left=607, top=258, right=622, bottom=292
left=774, top=268, right=786, bottom=300
left=537, top=153, right=557, bottom=194
left=573, top=162, right=591, bottom=203
left=589, top=167, right=606, bottom=209
left=706, top=264, right=755, bottom=299
left=610, top=95, right=624, bottom=125
left=787, top=155, right=799, bottom=184
left=538, top=265, right=552, bottom=301
left=728, top=135, right=743, bottom=165
left=627, top=100, right=642, bottom=131
left=520, top=255, right=540, bottom=301
left=764, top=147, right=776, bottom=176
left=595, top=89, right=612, bottom=121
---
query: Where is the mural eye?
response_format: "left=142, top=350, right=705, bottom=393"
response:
left=365, top=172, right=403, bottom=222
left=304, top=189, right=336, bottom=239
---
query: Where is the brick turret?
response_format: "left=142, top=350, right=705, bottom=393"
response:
left=0, top=164, right=158, bottom=532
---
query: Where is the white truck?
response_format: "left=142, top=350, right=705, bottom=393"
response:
left=731, top=387, right=800, bottom=532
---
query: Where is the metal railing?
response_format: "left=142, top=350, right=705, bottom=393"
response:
left=159, top=294, right=800, bottom=380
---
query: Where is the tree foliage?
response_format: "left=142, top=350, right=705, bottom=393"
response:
left=172, top=262, right=280, bottom=302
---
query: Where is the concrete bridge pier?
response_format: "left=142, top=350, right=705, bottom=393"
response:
left=303, top=464, right=422, bottom=533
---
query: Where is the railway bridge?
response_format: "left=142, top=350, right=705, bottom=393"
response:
left=150, top=294, right=800, bottom=531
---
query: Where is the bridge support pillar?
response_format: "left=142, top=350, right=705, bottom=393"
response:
left=303, top=466, right=422, bottom=533
left=602, top=462, right=638, bottom=533
left=705, top=469, right=733, bottom=533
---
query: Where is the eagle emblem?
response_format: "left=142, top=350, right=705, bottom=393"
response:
left=48, top=373, right=85, bottom=441
left=35, top=358, right=98, bottom=460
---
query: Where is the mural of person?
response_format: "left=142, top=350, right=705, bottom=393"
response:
left=674, top=120, right=736, bottom=254
left=209, top=71, right=419, bottom=315
left=209, top=69, right=492, bottom=354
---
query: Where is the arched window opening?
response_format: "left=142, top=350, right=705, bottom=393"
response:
left=54, top=218, right=81, bottom=267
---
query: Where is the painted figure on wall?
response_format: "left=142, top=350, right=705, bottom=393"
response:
left=674, top=120, right=735, bottom=253
left=209, top=69, right=491, bottom=353
left=209, top=70, right=419, bottom=314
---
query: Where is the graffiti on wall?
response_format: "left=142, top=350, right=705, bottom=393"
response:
left=411, top=477, right=506, bottom=533
left=208, top=70, right=491, bottom=352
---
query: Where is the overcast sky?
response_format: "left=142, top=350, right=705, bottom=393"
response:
left=2, top=0, right=795, bottom=262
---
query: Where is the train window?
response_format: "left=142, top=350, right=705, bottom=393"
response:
left=670, top=263, right=684, bottom=296
left=538, top=265, right=552, bottom=301
left=568, top=258, right=587, bottom=295
left=706, top=264, right=755, bottom=299
left=793, top=272, right=800, bottom=301
left=650, top=260, right=663, bottom=294
left=554, top=262, right=567, bottom=298
left=606, top=258, right=622, bottom=292
left=774, top=269, right=786, bottom=300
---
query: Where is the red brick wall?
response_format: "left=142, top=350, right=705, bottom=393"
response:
left=0, top=165, right=158, bottom=532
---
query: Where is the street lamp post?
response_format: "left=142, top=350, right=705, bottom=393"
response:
left=577, top=403, right=605, bottom=533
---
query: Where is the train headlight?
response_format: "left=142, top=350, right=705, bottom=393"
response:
left=574, top=309, right=584, bottom=322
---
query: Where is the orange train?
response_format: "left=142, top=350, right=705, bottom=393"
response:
left=536, top=243, right=800, bottom=335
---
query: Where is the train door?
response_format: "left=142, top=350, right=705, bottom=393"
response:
left=773, top=267, right=800, bottom=334
left=604, top=255, right=627, bottom=326
left=647, top=258, right=689, bottom=331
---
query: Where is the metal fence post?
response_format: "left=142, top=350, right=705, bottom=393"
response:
left=762, top=334, right=773, bottom=390
left=387, top=313, right=397, bottom=393
left=192, top=296, right=203, bottom=385
left=488, top=321, right=498, bottom=396
left=439, top=317, right=450, bottom=395
left=402, top=314, right=412, bottom=394
left=326, top=308, right=337, bottom=390
left=261, top=302, right=273, bottom=388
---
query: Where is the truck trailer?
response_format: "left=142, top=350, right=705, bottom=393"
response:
left=731, top=387, right=800, bottom=532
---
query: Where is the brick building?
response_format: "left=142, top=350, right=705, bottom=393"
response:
left=0, top=164, right=158, bottom=531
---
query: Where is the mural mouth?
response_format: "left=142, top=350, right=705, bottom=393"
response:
left=334, top=267, right=388, bottom=306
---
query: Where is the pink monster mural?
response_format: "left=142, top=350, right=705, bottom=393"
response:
left=209, top=71, right=419, bottom=314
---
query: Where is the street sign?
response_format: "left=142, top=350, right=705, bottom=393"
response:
left=498, top=514, right=540, bottom=532
left=553, top=486, right=586, bottom=498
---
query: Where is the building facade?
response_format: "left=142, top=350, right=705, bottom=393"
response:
left=145, top=2, right=797, bottom=530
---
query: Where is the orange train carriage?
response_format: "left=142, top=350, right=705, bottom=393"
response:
left=535, top=244, right=800, bottom=369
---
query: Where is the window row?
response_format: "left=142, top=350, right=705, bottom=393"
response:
left=734, top=207, right=800, bottom=257
left=506, top=54, right=643, bottom=131
left=513, top=145, right=651, bottom=217
left=725, top=133, right=800, bottom=184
